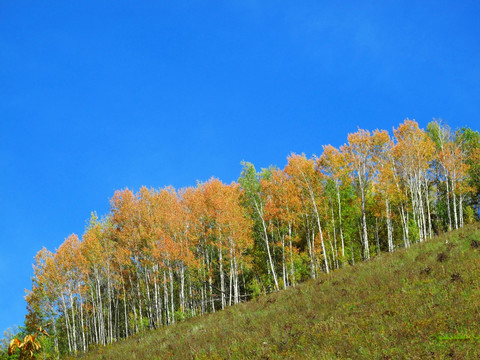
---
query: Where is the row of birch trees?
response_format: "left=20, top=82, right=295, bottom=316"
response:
left=25, top=119, right=480, bottom=357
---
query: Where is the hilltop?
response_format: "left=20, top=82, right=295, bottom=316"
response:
left=76, top=224, right=480, bottom=359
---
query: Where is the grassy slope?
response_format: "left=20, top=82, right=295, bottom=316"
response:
left=78, top=224, right=480, bottom=360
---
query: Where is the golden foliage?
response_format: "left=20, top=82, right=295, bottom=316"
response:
left=7, top=324, right=49, bottom=360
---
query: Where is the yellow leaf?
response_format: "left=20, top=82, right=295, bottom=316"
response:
left=8, top=338, right=21, bottom=355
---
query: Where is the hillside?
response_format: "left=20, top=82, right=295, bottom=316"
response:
left=76, top=223, right=480, bottom=360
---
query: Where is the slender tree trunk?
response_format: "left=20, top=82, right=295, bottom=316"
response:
left=135, top=269, right=143, bottom=332
left=288, top=223, right=295, bottom=287
left=179, top=263, right=185, bottom=313
left=145, top=270, right=153, bottom=329
left=61, top=297, right=72, bottom=354
left=79, top=295, right=86, bottom=351
left=169, top=264, right=175, bottom=324
left=330, top=202, right=338, bottom=269
left=219, top=242, right=226, bottom=309
left=304, top=215, right=316, bottom=279
left=452, top=176, right=458, bottom=229
left=89, top=284, right=98, bottom=344
left=336, top=183, right=345, bottom=265
left=280, top=231, right=287, bottom=288
left=255, top=200, right=279, bottom=290
left=95, top=269, right=105, bottom=344
left=163, top=271, right=170, bottom=325
left=424, top=176, right=433, bottom=238
left=311, top=229, right=318, bottom=275
left=459, top=193, right=464, bottom=227
left=201, top=255, right=206, bottom=315
left=206, top=250, right=215, bottom=313
left=446, top=174, right=452, bottom=231
left=386, top=198, right=394, bottom=252
left=417, top=179, right=427, bottom=242
left=233, top=250, right=239, bottom=304
left=69, top=293, right=77, bottom=353
left=360, top=186, right=370, bottom=260
left=229, top=256, right=233, bottom=306
left=309, top=190, right=330, bottom=274
left=399, top=205, right=410, bottom=248
left=122, top=277, right=128, bottom=338
left=189, top=277, right=195, bottom=317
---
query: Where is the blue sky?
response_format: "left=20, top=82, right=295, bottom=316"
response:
left=1, top=1, right=479, bottom=334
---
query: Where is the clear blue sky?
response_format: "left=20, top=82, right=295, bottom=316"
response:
left=1, top=1, right=479, bottom=334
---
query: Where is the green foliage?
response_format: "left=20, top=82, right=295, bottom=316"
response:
left=127, top=314, right=150, bottom=334
left=464, top=206, right=476, bottom=224
left=238, top=162, right=261, bottom=206
left=407, top=216, right=419, bottom=242
left=456, top=127, right=480, bottom=212
left=174, top=310, right=193, bottom=323
left=427, top=119, right=450, bottom=149
left=247, top=278, right=262, bottom=299
left=292, top=251, right=310, bottom=281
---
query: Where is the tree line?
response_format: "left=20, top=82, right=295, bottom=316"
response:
left=22, top=119, right=480, bottom=358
